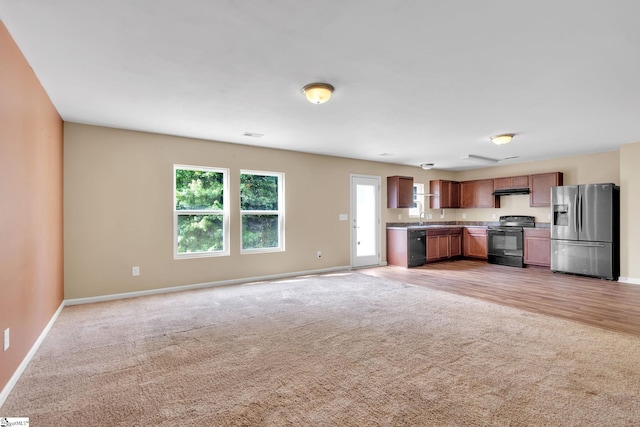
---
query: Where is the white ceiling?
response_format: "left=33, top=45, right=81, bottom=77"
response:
left=2, top=1, right=640, bottom=170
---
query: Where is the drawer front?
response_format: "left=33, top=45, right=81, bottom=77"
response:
left=524, top=228, right=550, bottom=238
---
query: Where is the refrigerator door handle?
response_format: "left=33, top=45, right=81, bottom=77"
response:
left=557, top=240, right=606, bottom=248
left=578, top=194, right=583, bottom=233
left=574, top=193, right=579, bottom=233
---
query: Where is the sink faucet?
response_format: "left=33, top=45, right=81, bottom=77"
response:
left=419, top=211, right=426, bottom=225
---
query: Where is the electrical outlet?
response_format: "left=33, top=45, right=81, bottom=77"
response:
left=132, top=266, right=140, bottom=276
left=317, top=251, right=322, bottom=259
left=427, top=213, right=432, bottom=219
left=492, top=213, right=497, bottom=219
left=397, top=214, right=402, bottom=220
left=462, top=213, right=467, bottom=219
left=4, top=328, right=9, bottom=351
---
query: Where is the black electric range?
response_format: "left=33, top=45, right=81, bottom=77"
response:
left=487, top=215, right=535, bottom=268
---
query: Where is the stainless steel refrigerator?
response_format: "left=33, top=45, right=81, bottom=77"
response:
left=551, top=183, right=619, bottom=280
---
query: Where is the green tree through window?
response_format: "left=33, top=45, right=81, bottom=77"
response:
left=174, top=166, right=229, bottom=257
left=240, top=171, right=284, bottom=251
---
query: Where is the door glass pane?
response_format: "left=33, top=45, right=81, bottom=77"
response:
left=356, top=184, right=376, bottom=257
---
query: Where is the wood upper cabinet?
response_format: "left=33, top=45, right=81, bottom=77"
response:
left=460, top=181, right=476, bottom=208
left=529, top=172, right=563, bottom=207
left=460, top=179, right=500, bottom=208
left=494, top=175, right=529, bottom=190
left=429, top=180, right=460, bottom=209
left=524, top=228, right=551, bottom=267
left=475, top=178, right=499, bottom=208
left=387, top=176, right=414, bottom=208
left=463, top=227, right=488, bottom=259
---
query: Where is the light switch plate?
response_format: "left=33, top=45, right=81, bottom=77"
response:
left=4, top=328, right=9, bottom=351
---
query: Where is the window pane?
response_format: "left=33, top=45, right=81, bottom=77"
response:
left=176, top=169, right=224, bottom=210
left=242, top=214, right=279, bottom=249
left=177, top=214, right=224, bottom=253
left=240, top=174, right=278, bottom=211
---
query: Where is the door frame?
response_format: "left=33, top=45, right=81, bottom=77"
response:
left=350, top=174, right=382, bottom=268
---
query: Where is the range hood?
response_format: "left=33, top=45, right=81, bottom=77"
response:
left=492, top=187, right=531, bottom=196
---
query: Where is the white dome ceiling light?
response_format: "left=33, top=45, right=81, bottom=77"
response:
left=490, top=133, right=515, bottom=145
left=303, top=83, right=335, bottom=104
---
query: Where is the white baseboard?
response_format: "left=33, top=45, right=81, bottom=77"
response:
left=617, top=277, right=640, bottom=285
left=0, top=301, right=65, bottom=409
left=351, top=261, right=387, bottom=270
left=64, top=265, right=353, bottom=306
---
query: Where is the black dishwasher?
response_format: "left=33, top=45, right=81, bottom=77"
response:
left=408, top=229, right=427, bottom=267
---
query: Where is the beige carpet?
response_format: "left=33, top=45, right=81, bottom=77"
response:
left=3, top=272, right=640, bottom=426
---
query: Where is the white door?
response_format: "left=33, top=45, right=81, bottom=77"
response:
left=351, top=175, right=381, bottom=268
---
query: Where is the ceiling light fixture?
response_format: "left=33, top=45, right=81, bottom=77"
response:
left=420, top=163, right=435, bottom=170
left=303, top=83, right=334, bottom=104
left=490, top=133, right=515, bottom=145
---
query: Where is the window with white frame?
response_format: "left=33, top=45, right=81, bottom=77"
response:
left=240, top=170, right=284, bottom=252
left=409, top=183, right=425, bottom=217
left=174, top=165, right=229, bottom=258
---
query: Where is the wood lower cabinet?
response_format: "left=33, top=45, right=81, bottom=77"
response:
left=450, top=232, right=462, bottom=257
left=524, top=228, right=551, bottom=267
left=529, top=172, right=563, bottom=207
left=387, top=228, right=426, bottom=267
left=463, top=227, right=488, bottom=259
left=427, top=231, right=449, bottom=262
left=426, top=228, right=462, bottom=262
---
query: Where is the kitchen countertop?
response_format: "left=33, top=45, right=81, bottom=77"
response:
left=387, top=221, right=551, bottom=230
left=386, top=221, right=495, bottom=230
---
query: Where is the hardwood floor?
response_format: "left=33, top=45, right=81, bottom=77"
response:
left=359, top=260, right=640, bottom=337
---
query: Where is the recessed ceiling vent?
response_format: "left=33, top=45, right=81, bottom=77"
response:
left=463, top=154, right=520, bottom=164
left=243, top=132, right=264, bottom=138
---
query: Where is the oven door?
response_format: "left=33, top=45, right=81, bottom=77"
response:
left=488, top=228, right=524, bottom=267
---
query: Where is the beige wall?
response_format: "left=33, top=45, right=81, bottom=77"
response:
left=0, top=22, right=64, bottom=392
left=447, top=151, right=620, bottom=223
left=620, top=142, right=640, bottom=281
left=64, top=123, right=440, bottom=299
left=65, top=123, right=636, bottom=299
